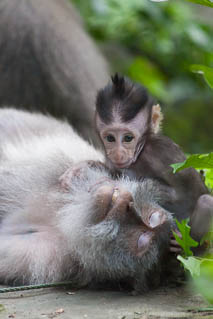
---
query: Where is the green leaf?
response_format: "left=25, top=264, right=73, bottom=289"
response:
left=185, top=0, right=213, bottom=8
left=178, top=256, right=213, bottom=304
left=206, top=169, right=213, bottom=189
left=177, top=255, right=202, bottom=277
left=190, top=64, right=213, bottom=89
left=171, top=153, right=213, bottom=173
left=149, top=0, right=213, bottom=6
left=174, top=219, right=198, bottom=257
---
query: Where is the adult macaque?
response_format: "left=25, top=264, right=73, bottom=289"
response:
left=95, top=74, right=213, bottom=246
left=0, top=0, right=109, bottom=145
left=0, top=109, right=173, bottom=293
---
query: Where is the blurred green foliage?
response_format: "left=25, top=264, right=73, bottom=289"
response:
left=71, top=0, right=213, bottom=153
left=185, top=0, right=213, bottom=8
left=178, top=255, right=213, bottom=304
left=151, top=0, right=213, bottom=8
left=172, top=153, right=213, bottom=305
left=191, top=64, right=213, bottom=88
left=194, top=258, right=213, bottom=305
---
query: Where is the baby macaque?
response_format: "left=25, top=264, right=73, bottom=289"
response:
left=0, top=108, right=173, bottom=293
left=95, top=74, right=213, bottom=247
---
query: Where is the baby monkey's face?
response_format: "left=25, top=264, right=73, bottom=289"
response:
left=101, top=127, right=140, bottom=168
left=96, top=113, right=148, bottom=169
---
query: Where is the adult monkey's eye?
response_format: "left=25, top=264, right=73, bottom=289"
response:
left=123, top=135, right=134, bottom=142
left=106, top=135, right=116, bottom=142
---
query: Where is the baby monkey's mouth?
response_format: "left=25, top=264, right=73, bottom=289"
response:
left=113, top=160, right=132, bottom=169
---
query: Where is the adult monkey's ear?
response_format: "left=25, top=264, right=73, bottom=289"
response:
left=151, top=104, right=164, bottom=134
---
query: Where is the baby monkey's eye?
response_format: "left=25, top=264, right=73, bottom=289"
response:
left=106, top=135, right=116, bottom=142
left=123, top=135, right=134, bottom=142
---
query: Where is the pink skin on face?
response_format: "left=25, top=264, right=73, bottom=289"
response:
left=96, top=109, right=149, bottom=169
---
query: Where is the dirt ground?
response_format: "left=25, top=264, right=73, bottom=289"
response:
left=0, top=285, right=212, bottom=319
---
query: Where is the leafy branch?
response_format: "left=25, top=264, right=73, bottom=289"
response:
left=170, top=138, right=213, bottom=305
left=174, top=219, right=213, bottom=305
left=171, top=151, right=213, bottom=305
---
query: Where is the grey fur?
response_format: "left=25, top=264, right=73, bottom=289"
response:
left=0, top=109, right=173, bottom=292
left=0, top=0, right=109, bottom=145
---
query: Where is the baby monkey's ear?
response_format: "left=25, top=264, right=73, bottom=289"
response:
left=151, top=104, right=164, bottom=134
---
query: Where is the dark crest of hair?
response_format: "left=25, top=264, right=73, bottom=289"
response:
left=111, top=73, right=125, bottom=96
left=96, top=73, right=154, bottom=124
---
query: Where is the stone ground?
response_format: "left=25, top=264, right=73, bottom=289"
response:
left=0, top=285, right=213, bottom=319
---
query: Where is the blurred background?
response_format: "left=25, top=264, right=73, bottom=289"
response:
left=71, top=0, right=213, bottom=154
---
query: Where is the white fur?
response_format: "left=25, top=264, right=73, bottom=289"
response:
left=0, top=109, right=172, bottom=291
